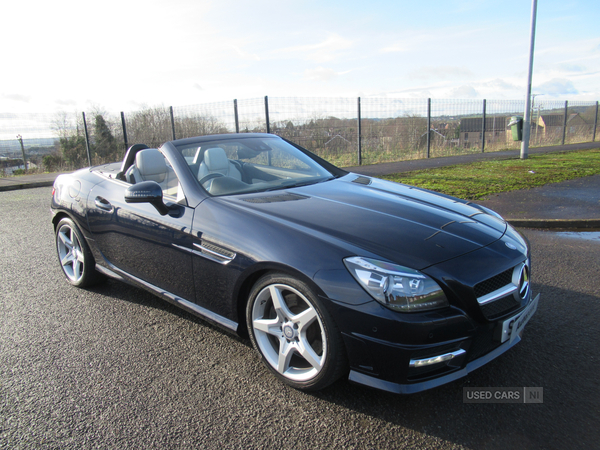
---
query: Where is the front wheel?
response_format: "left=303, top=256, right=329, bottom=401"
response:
left=246, top=273, right=347, bottom=391
left=55, top=217, right=103, bottom=288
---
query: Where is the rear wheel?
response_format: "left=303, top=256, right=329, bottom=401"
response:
left=55, top=218, right=103, bottom=287
left=246, top=273, right=347, bottom=391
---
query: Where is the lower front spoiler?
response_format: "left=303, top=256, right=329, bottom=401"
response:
left=348, top=334, right=522, bottom=394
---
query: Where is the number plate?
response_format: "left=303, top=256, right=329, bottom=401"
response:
left=498, top=293, right=539, bottom=344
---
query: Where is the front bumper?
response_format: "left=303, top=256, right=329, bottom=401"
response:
left=329, top=292, right=540, bottom=394
left=348, top=332, right=521, bottom=394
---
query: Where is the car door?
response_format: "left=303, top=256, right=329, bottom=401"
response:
left=87, top=159, right=195, bottom=302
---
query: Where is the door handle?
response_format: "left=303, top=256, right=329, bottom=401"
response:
left=94, top=196, right=113, bottom=212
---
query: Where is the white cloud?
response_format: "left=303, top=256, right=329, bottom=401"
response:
left=2, top=94, right=31, bottom=103
left=380, top=44, right=407, bottom=54
left=303, top=67, right=348, bottom=82
left=274, top=34, right=353, bottom=63
left=537, top=78, right=579, bottom=97
left=229, top=45, right=261, bottom=61
left=558, top=63, right=586, bottom=73
left=54, top=99, right=78, bottom=107
left=450, top=85, right=479, bottom=98
left=1, top=0, right=599, bottom=114
left=482, top=78, right=520, bottom=92
left=409, top=66, right=474, bottom=81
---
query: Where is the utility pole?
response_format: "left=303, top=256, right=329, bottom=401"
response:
left=521, top=0, right=538, bottom=159
left=17, top=134, right=27, bottom=172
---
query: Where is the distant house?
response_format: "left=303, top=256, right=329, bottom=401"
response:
left=536, top=113, right=589, bottom=140
left=459, top=117, right=510, bottom=148
left=417, top=128, right=448, bottom=149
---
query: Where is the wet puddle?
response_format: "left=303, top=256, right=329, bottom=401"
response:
left=554, top=232, right=600, bottom=242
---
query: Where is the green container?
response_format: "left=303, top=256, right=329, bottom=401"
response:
left=509, top=116, right=523, bottom=141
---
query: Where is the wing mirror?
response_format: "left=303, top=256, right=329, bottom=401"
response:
left=125, top=181, right=173, bottom=215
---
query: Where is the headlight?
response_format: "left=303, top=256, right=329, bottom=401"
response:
left=344, top=256, right=449, bottom=312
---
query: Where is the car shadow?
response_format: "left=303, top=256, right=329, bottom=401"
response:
left=307, top=282, right=600, bottom=449
left=86, top=277, right=252, bottom=348
left=87, top=278, right=599, bottom=449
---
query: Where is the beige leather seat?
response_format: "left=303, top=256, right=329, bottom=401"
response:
left=126, top=149, right=178, bottom=196
left=197, top=147, right=242, bottom=182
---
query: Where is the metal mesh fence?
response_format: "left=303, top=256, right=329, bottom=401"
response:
left=360, top=98, right=427, bottom=165
left=2, top=97, right=598, bottom=174
left=174, top=101, right=236, bottom=138
left=268, top=97, right=359, bottom=167
left=237, top=97, right=269, bottom=133
left=485, top=100, right=524, bottom=152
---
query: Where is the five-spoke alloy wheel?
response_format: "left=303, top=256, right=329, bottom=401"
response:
left=247, top=273, right=347, bottom=391
left=55, top=218, right=102, bottom=287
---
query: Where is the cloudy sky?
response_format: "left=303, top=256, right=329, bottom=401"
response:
left=2, top=0, right=599, bottom=114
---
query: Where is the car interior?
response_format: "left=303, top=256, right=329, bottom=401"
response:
left=124, top=148, right=180, bottom=199
left=119, top=138, right=331, bottom=198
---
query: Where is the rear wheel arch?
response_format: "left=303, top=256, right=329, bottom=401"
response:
left=52, top=211, right=70, bottom=230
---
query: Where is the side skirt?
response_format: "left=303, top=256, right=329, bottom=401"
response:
left=95, top=264, right=239, bottom=333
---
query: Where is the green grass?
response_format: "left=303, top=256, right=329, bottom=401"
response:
left=381, top=149, right=600, bottom=200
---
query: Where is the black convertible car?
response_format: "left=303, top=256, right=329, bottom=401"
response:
left=51, top=133, right=539, bottom=394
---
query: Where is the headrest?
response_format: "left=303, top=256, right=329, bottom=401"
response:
left=204, top=148, right=229, bottom=172
left=136, top=149, right=167, bottom=180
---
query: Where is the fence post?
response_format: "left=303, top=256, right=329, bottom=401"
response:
left=234, top=99, right=240, bottom=133
left=481, top=99, right=487, bottom=153
left=264, top=96, right=270, bottom=134
left=169, top=106, right=176, bottom=140
left=562, top=100, right=568, bottom=145
left=82, top=112, right=92, bottom=167
left=593, top=101, right=598, bottom=142
left=120, top=111, right=128, bottom=152
left=357, top=97, right=362, bottom=165
left=426, top=98, right=431, bottom=158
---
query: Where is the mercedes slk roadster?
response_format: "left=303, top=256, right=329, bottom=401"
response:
left=51, top=133, right=539, bottom=394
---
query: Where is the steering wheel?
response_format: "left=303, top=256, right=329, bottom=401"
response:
left=199, top=172, right=225, bottom=186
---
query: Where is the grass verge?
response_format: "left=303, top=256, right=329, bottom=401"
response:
left=381, top=149, right=600, bottom=200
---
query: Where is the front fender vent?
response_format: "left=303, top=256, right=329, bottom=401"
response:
left=193, top=241, right=236, bottom=264
left=352, top=176, right=372, bottom=185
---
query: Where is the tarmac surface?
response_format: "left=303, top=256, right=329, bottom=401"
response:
left=2, top=145, right=600, bottom=449
left=2, top=141, right=599, bottom=229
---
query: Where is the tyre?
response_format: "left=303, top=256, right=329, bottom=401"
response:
left=246, top=273, right=347, bottom=391
left=55, top=217, right=104, bottom=288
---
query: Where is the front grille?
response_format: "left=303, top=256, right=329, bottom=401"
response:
left=474, top=268, right=513, bottom=298
left=480, top=296, right=520, bottom=319
left=474, top=266, right=526, bottom=320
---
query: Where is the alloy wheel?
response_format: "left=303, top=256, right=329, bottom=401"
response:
left=57, top=223, right=85, bottom=283
left=251, top=283, right=327, bottom=382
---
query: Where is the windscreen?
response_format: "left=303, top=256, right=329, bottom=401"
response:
left=174, top=137, right=334, bottom=196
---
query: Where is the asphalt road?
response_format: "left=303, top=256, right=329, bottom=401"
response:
left=1, top=187, right=599, bottom=450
